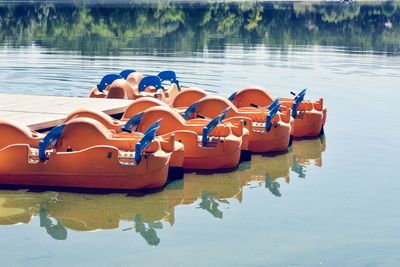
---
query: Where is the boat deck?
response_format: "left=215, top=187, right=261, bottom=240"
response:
left=0, top=93, right=132, bottom=130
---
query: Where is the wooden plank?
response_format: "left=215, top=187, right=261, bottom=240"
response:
left=0, top=93, right=133, bottom=130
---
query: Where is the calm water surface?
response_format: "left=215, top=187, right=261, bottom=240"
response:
left=0, top=2, right=399, bottom=266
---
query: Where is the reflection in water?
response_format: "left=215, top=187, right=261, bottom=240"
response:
left=264, top=177, right=282, bottom=197
left=292, top=135, right=326, bottom=178
left=1, top=2, right=398, bottom=98
left=39, top=208, right=67, bottom=240
left=0, top=3, right=399, bottom=55
left=0, top=137, right=326, bottom=245
left=197, top=192, right=229, bottom=219
left=238, top=135, right=326, bottom=198
left=132, top=214, right=163, bottom=247
left=237, top=149, right=292, bottom=197
left=0, top=189, right=178, bottom=246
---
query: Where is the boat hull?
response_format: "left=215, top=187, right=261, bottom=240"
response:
left=0, top=144, right=169, bottom=190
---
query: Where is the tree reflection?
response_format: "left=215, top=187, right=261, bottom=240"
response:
left=0, top=2, right=398, bottom=55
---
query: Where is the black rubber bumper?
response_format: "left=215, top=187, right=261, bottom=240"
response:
left=168, top=167, right=184, bottom=180
left=240, top=149, right=252, bottom=162
left=288, top=135, right=293, bottom=147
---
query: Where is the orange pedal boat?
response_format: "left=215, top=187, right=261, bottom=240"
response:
left=120, top=105, right=245, bottom=170
left=119, top=97, right=251, bottom=162
left=0, top=118, right=172, bottom=190
left=64, top=108, right=185, bottom=179
left=149, top=86, right=292, bottom=153
left=181, top=96, right=292, bottom=153
left=228, top=87, right=327, bottom=138
left=88, top=70, right=180, bottom=104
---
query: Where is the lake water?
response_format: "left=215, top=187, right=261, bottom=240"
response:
left=0, top=2, right=399, bottom=266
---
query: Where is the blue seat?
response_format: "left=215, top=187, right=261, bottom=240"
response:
left=181, top=101, right=200, bottom=120
left=97, top=74, right=122, bottom=92
left=202, top=116, right=220, bottom=146
left=135, top=127, right=159, bottom=163
left=121, top=112, right=144, bottom=133
left=201, top=108, right=229, bottom=146
left=158, top=70, right=180, bottom=90
left=227, top=91, right=237, bottom=102
left=138, top=76, right=164, bottom=92
left=291, top=89, right=306, bottom=118
left=38, top=125, right=65, bottom=160
left=119, top=69, right=136, bottom=79
left=298, top=88, right=307, bottom=97
left=268, top=98, right=280, bottom=111
left=266, top=104, right=280, bottom=131
left=144, top=119, right=162, bottom=135
left=219, top=107, right=230, bottom=121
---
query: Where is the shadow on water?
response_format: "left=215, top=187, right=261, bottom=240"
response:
left=0, top=136, right=326, bottom=246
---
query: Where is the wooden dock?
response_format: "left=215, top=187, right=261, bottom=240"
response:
left=0, top=93, right=133, bottom=130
